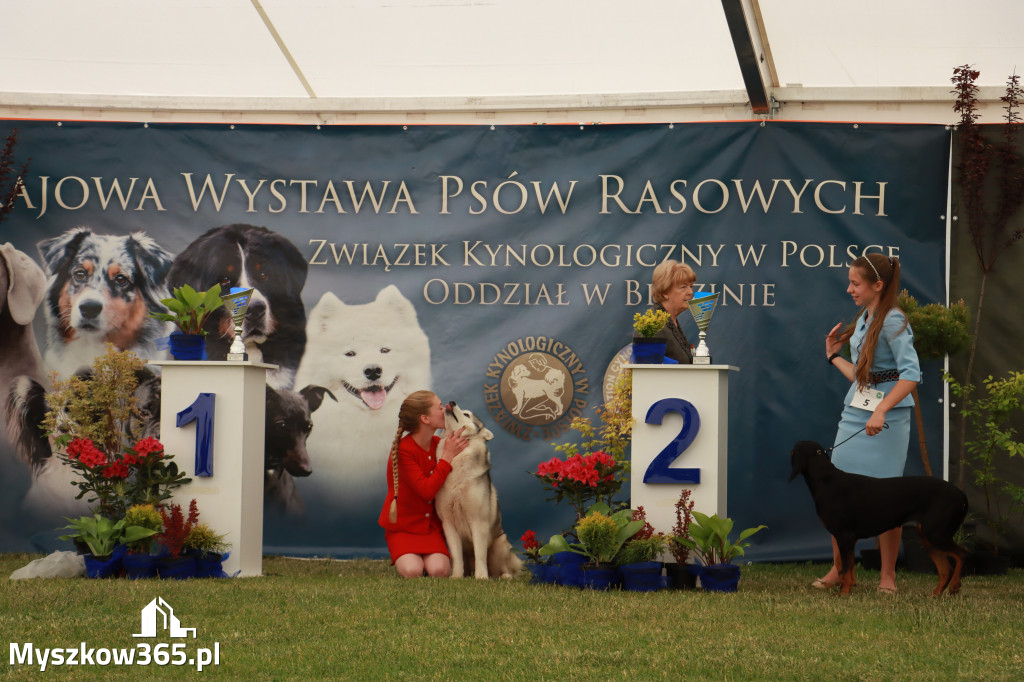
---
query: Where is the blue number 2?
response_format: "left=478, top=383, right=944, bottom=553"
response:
left=176, top=393, right=216, bottom=477
left=642, top=397, right=701, bottom=484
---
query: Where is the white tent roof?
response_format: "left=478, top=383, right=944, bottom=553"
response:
left=1, top=0, right=1022, bottom=123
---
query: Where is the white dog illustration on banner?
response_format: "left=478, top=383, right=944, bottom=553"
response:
left=293, top=285, right=431, bottom=510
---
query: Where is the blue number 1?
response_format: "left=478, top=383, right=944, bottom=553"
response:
left=176, top=393, right=216, bottom=477
left=642, top=397, right=701, bottom=484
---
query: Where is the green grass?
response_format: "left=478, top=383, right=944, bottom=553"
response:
left=3, top=554, right=1023, bottom=680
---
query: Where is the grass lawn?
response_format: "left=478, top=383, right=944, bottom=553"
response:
left=3, top=554, right=1023, bottom=680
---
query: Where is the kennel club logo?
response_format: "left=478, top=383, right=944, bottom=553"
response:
left=483, top=336, right=590, bottom=441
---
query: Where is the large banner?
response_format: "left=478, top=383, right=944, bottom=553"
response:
left=0, top=121, right=949, bottom=560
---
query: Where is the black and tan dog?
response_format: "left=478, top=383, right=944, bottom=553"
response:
left=789, top=440, right=968, bottom=596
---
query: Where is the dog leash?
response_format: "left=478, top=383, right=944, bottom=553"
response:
left=830, top=423, right=889, bottom=452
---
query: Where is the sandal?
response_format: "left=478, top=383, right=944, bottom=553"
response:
left=811, top=578, right=840, bottom=589
left=876, top=585, right=898, bottom=594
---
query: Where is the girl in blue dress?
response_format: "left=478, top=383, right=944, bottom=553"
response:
left=814, top=254, right=921, bottom=594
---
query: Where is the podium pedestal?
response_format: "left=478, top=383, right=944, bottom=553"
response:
left=629, top=364, right=738, bottom=538
left=151, top=361, right=275, bottom=578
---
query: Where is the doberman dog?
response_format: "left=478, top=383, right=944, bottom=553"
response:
left=789, top=440, right=968, bottom=596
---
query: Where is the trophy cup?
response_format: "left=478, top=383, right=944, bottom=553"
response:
left=687, top=291, right=719, bottom=365
left=221, top=287, right=255, bottom=361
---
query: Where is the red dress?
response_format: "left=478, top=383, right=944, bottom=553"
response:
left=378, top=434, right=453, bottom=563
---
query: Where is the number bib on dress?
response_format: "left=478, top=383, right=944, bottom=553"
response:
left=849, top=386, right=885, bottom=412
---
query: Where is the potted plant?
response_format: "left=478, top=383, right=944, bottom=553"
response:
left=157, top=499, right=200, bottom=579
left=539, top=502, right=644, bottom=590
left=665, top=488, right=698, bottom=590
left=148, top=283, right=224, bottom=359
left=184, top=521, right=231, bottom=578
left=59, top=513, right=157, bottom=578
left=631, top=308, right=671, bottom=364
left=42, top=347, right=191, bottom=519
left=120, top=504, right=163, bottom=579
left=674, top=511, right=767, bottom=592
left=519, top=529, right=551, bottom=583
left=616, top=507, right=668, bottom=592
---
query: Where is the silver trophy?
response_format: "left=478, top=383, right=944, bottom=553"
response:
left=687, top=291, right=719, bottom=365
left=221, top=288, right=254, bottom=361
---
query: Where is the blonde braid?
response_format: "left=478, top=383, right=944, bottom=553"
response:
left=387, top=390, right=437, bottom=524
left=387, top=423, right=404, bottom=524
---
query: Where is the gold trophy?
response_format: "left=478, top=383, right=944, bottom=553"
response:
left=687, top=291, right=719, bottom=365
left=221, top=288, right=255, bottom=361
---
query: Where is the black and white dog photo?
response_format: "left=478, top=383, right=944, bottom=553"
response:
left=166, top=224, right=308, bottom=389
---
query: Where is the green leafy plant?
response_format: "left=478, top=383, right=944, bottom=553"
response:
left=121, top=504, right=163, bottom=554
left=184, top=522, right=231, bottom=557
left=149, top=283, right=224, bottom=335
left=539, top=502, right=644, bottom=565
left=945, top=370, right=1024, bottom=553
left=673, top=511, right=766, bottom=566
left=632, top=308, right=671, bottom=337
left=616, top=536, right=667, bottom=566
left=898, top=290, right=971, bottom=476
left=59, top=513, right=158, bottom=558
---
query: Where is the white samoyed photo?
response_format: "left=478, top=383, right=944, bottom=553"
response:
left=292, top=285, right=432, bottom=512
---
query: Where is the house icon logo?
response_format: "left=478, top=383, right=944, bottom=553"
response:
left=133, top=597, right=197, bottom=638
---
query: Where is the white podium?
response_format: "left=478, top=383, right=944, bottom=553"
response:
left=151, top=360, right=275, bottom=578
left=628, top=364, right=738, bottom=539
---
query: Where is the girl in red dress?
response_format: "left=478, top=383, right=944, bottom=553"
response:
left=378, top=390, right=467, bottom=577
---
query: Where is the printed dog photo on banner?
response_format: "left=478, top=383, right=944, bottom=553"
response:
left=166, top=224, right=309, bottom=390
left=0, top=121, right=953, bottom=561
left=37, top=228, right=174, bottom=379
left=281, top=284, right=432, bottom=546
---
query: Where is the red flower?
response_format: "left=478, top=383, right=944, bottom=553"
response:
left=520, top=529, right=540, bottom=550
left=77, top=442, right=108, bottom=468
left=101, top=461, right=131, bottom=479
left=66, top=438, right=88, bottom=459
left=133, top=437, right=164, bottom=459
left=122, top=453, right=137, bottom=466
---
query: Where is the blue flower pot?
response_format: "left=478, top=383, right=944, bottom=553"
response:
left=527, top=562, right=552, bottom=584
left=123, top=553, right=158, bottom=579
left=194, top=552, right=226, bottom=578
left=580, top=563, right=618, bottom=590
left=619, top=561, right=664, bottom=592
left=631, top=339, right=667, bottom=364
left=169, top=332, right=206, bottom=360
left=695, top=563, right=741, bottom=592
left=549, top=551, right=587, bottom=587
left=158, top=554, right=197, bottom=580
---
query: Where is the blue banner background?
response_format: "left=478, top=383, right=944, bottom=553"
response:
left=0, top=121, right=949, bottom=560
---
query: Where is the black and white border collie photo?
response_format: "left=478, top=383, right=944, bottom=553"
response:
left=36, top=228, right=173, bottom=378
left=166, top=224, right=308, bottom=389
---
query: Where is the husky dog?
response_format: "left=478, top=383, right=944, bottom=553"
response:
left=436, top=401, right=521, bottom=579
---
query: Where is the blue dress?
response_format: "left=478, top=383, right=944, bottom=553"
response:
left=831, top=308, right=921, bottom=478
